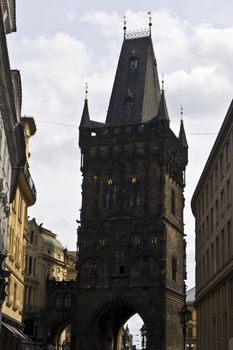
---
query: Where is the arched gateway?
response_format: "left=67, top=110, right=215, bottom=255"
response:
left=72, top=22, right=188, bottom=350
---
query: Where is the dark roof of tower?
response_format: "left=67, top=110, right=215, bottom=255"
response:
left=157, top=89, right=170, bottom=121
left=105, top=34, right=161, bottom=126
left=80, top=98, right=90, bottom=127
left=179, top=120, right=188, bottom=147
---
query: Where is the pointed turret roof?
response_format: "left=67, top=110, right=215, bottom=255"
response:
left=157, top=89, right=170, bottom=121
left=179, top=119, right=188, bottom=147
left=105, top=34, right=161, bottom=126
left=80, top=98, right=90, bottom=127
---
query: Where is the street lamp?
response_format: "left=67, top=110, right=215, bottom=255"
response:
left=140, top=324, right=147, bottom=350
left=180, top=305, right=191, bottom=350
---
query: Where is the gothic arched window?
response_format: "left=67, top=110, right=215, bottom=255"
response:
left=130, top=56, right=138, bottom=70
left=123, top=96, right=133, bottom=121
left=105, top=180, right=117, bottom=208
left=129, top=178, right=141, bottom=207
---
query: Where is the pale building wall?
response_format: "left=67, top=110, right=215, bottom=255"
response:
left=0, top=115, right=12, bottom=254
left=2, top=117, right=36, bottom=325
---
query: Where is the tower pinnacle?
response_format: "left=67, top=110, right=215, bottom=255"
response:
left=148, top=11, right=152, bottom=35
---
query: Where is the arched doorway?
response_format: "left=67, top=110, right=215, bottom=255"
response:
left=117, top=314, right=144, bottom=350
left=90, top=300, right=147, bottom=350
left=55, top=322, right=71, bottom=350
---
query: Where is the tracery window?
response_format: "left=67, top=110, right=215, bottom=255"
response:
left=129, top=178, right=141, bottom=207
left=105, top=180, right=117, bottom=208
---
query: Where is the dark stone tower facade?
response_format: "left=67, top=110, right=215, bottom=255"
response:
left=72, top=28, right=188, bottom=350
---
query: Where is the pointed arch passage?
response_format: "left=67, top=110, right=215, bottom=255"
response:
left=88, top=299, right=147, bottom=350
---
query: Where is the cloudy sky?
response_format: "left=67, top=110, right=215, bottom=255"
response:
left=7, top=0, right=233, bottom=297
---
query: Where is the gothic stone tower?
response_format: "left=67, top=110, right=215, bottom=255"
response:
left=72, top=28, right=188, bottom=350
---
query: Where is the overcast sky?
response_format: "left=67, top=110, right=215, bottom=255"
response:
left=7, top=1, right=233, bottom=296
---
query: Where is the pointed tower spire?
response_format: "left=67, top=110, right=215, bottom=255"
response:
left=80, top=83, right=90, bottom=127
left=157, top=77, right=170, bottom=121
left=179, top=105, right=188, bottom=147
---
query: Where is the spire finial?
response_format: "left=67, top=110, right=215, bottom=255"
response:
left=123, top=15, right=127, bottom=39
left=161, top=73, right=164, bottom=92
left=180, top=105, right=184, bottom=121
left=148, top=11, right=152, bottom=35
left=85, top=82, right=88, bottom=100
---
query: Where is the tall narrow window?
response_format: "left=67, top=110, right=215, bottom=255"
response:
left=221, top=189, right=225, bottom=215
left=215, top=199, right=219, bottom=225
left=130, top=56, right=138, bottom=70
left=171, top=190, right=176, bottom=215
left=227, top=179, right=231, bottom=206
left=226, top=141, right=230, bottom=166
left=123, top=96, right=133, bottom=121
left=221, top=228, right=225, bottom=265
left=129, top=180, right=141, bottom=207
left=220, top=153, right=223, bottom=176
left=227, top=220, right=231, bottom=260
left=105, top=181, right=117, bottom=208
left=172, top=256, right=177, bottom=281
left=216, top=236, right=219, bottom=269
left=210, top=208, right=214, bottom=233
left=115, top=251, right=125, bottom=274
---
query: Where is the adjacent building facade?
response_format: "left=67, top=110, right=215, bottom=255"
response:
left=191, top=101, right=233, bottom=349
left=23, top=218, right=68, bottom=340
left=72, top=25, right=188, bottom=350
left=0, top=0, right=29, bottom=343
left=1, top=117, right=37, bottom=348
left=186, top=287, right=197, bottom=350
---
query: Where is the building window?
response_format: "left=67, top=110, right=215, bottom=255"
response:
left=28, top=256, right=33, bottom=275
left=214, top=164, right=218, bottom=189
left=129, top=180, right=141, bottom=207
left=227, top=220, right=231, bottom=260
left=226, top=140, right=230, bottom=166
left=133, top=236, right=141, bottom=245
left=206, top=214, right=209, bottom=238
left=215, top=199, right=219, bottom=225
left=105, top=181, right=117, bottom=208
left=130, top=56, right=138, bottom=70
left=187, top=326, right=193, bottom=338
left=209, top=175, right=213, bottom=199
left=171, top=189, right=176, bottom=215
left=216, top=236, right=219, bottom=269
left=220, top=153, right=223, bottom=176
left=221, top=189, right=225, bottom=215
left=151, top=235, right=157, bottom=245
left=123, top=96, right=134, bottom=121
left=210, top=207, right=214, bottom=234
left=227, top=179, right=231, bottom=206
left=206, top=249, right=209, bottom=278
left=83, top=240, right=90, bottom=248
left=172, top=256, right=177, bottom=281
left=221, top=228, right=225, bottom=265
left=99, top=238, right=105, bottom=247
left=115, top=251, right=125, bottom=274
